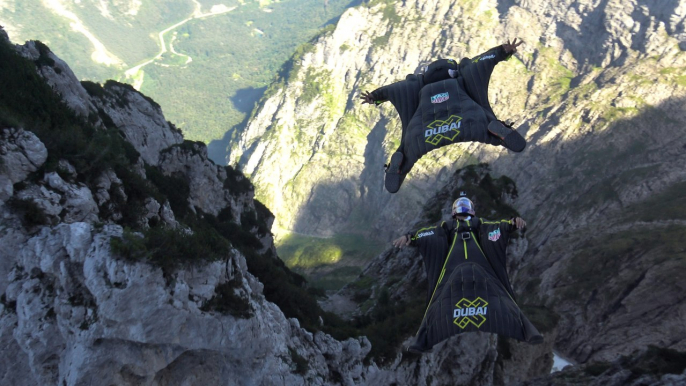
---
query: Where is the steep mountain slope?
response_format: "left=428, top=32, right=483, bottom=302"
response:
left=0, top=30, right=371, bottom=385
left=0, top=27, right=579, bottom=386
left=231, top=0, right=686, bottom=368
left=3, top=26, right=684, bottom=385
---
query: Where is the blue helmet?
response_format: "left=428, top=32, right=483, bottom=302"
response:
left=452, top=197, right=475, bottom=217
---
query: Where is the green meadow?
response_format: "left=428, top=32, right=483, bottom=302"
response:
left=3, top=0, right=359, bottom=146
left=277, top=233, right=386, bottom=290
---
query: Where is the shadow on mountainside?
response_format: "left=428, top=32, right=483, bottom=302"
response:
left=232, top=86, right=267, bottom=114
left=207, top=86, right=266, bottom=165
left=288, top=94, right=686, bottom=365
left=499, top=0, right=685, bottom=69
left=495, top=96, right=686, bottom=364
left=321, top=0, right=364, bottom=28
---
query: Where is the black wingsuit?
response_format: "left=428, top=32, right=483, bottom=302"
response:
left=369, top=46, right=510, bottom=176
left=406, top=217, right=543, bottom=352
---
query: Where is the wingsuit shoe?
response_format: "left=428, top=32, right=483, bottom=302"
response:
left=384, top=151, right=406, bottom=194
left=488, top=120, right=526, bottom=153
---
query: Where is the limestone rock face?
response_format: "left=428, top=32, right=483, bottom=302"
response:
left=93, top=168, right=126, bottom=222
left=9, top=169, right=99, bottom=227
left=157, top=142, right=264, bottom=237
left=90, top=82, right=184, bottom=166
left=0, top=223, right=371, bottom=385
left=232, top=0, right=686, bottom=240
left=0, top=128, right=48, bottom=186
left=0, top=206, right=27, bottom=295
left=0, top=34, right=372, bottom=386
left=366, top=333, right=497, bottom=386
left=158, top=142, right=234, bottom=217
left=2, top=0, right=685, bottom=382
left=362, top=331, right=556, bottom=386
left=14, top=41, right=97, bottom=119
left=231, top=0, right=686, bottom=372
left=43, top=172, right=99, bottom=223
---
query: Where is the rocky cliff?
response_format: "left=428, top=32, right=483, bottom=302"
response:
left=321, top=164, right=560, bottom=386
left=3, top=0, right=686, bottom=382
left=0, top=33, right=563, bottom=384
left=0, top=30, right=371, bottom=385
left=232, top=0, right=686, bottom=239
left=0, top=24, right=601, bottom=386
left=230, top=0, right=686, bottom=380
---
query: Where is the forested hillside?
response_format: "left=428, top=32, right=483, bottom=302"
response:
left=1, top=0, right=358, bottom=148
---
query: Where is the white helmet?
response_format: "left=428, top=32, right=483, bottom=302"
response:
left=452, top=196, right=475, bottom=217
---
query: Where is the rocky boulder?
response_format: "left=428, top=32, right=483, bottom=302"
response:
left=14, top=41, right=97, bottom=119
left=0, top=128, right=48, bottom=187
left=0, top=222, right=371, bottom=385
left=90, top=81, right=184, bottom=166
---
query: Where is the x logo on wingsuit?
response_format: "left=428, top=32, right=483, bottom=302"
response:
left=425, top=115, right=462, bottom=146
left=453, top=297, right=489, bottom=329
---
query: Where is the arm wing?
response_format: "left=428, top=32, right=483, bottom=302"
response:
left=457, top=45, right=511, bottom=121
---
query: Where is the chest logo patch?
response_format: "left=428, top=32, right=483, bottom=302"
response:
left=430, top=92, right=449, bottom=104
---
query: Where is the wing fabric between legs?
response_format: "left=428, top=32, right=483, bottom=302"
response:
left=411, top=261, right=542, bottom=351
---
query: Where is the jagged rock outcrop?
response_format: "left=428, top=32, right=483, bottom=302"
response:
left=159, top=142, right=245, bottom=218
left=367, top=333, right=499, bottom=385
left=15, top=171, right=99, bottom=224
left=15, top=41, right=97, bottom=119
left=0, top=128, right=48, bottom=187
left=0, top=221, right=370, bottom=385
left=0, top=32, right=372, bottom=385
left=231, top=0, right=686, bottom=376
left=90, top=82, right=184, bottom=166
left=13, top=38, right=183, bottom=167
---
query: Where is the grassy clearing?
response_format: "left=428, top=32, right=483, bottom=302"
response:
left=659, top=67, right=686, bottom=87
left=278, top=233, right=386, bottom=269
left=277, top=232, right=385, bottom=291
left=536, top=46, right=575, bottom=104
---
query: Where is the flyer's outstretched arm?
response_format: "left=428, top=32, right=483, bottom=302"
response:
left=459, top=38, right=524, bottom=121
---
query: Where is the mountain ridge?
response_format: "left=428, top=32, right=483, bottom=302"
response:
left=0, top=29, right=373, bottom=385
left=230, top=0, right=686, bottom=371
left=2, top=28, right=562, bottom=385
left=2, top=14, right=686, bottom=383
